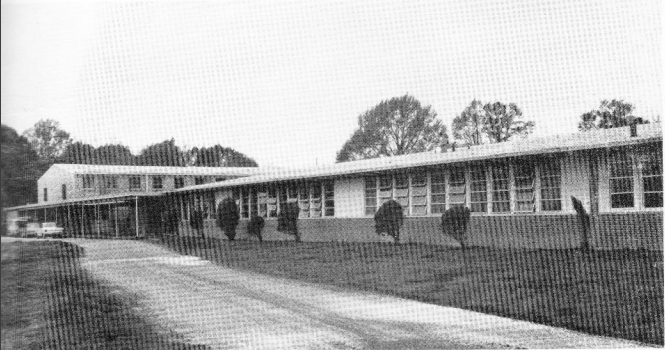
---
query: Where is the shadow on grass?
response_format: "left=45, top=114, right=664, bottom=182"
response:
left=159, top=235, right=664, bottom=345
left=1, top=241, right=210, bottom=350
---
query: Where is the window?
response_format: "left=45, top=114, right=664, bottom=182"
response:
left=298, top=183, right=310, bottom=218
left=410, top=172, right=428, bottom=216
left=378, top=175, right=393, bottom=207
left=540, top=161, right=562, bottom=211
left=103, top=175, right=118, bottom=189
left=609, top=152, right=634, bottom=208
left=448, top=169, right=466, bottom=207
left=250, top=189, right=258, bottom=218
left=430, top=171, right=446, bottom=214
left=43, top=188, right=48, bottom=202
left=279, top=186, right=288, bottom=215
left=195, top=177, right=206, bottom=185
left=394, top=174, right=409, bottom=210
left=129, top=176, right=142, bottom=191
left=267, top=186, right=278, bottom=217
left=242, top=188, right=251, bottom=219
left=310, top=183, right=322, bottom=217
left=470, top=167, right=487, bottom=213
left=257, top=186, right=268, bottom=217
left=365, top=177, right=377, bottom=215
left=82, top=175, right=95, bottom=189
left=642, top=152, right=662, bottom=208
left=324, top=181, right=335, bottom=217
left=174, top=177, right=185, bottom=189
left=61, top=184, right=67, bottom=200
left=215, top=177, right=225, bottom=182
left=492, top=165, right=510, bottom=212
left=152, top=176, right=163, bottom=190
left=514, top=163, right=535, bottom=212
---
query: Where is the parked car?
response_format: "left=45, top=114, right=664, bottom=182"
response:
left=6, top=217, right=29, bottom=237
left=35, top=222, right=65, bottom=239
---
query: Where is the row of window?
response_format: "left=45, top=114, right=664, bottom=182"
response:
left=364, top=160, right=563, bottom=216
left=233, top=181, right=335, bottom=219
left=608, top=150, right=662, bottom=209
left=79, top=175, right=211, bottom=191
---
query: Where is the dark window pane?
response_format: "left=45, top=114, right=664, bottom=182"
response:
left=611, top=193, right=634, bottom=208
left=643, top=176, right=663, bottom=192
left=471, top=203, right=487, bottom=213
left=493, top=192, right=510, bottom=201
left=493, top=202, right=510, bottom=212
left=644, top=193, right=663, bottom=208
left=471, top=192, right=487, bottom=202
left=431, top=194, right=446, bottom=203
left=610, top=178, right=633, bottom=193
left=431, top=204, right=446, bottom=214
left=541, top=200, right=562, bottom=211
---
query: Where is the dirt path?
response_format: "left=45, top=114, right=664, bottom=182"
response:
left=66, top=239, right=649, bottom=349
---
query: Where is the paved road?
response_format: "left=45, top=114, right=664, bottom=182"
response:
left=54, top=239, right=648, bottom=349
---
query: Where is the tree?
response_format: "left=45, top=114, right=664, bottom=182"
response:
left=452, top=100, right=487, bottom=145
left=277, top=202, right=301, bottom=242
left=22, top=119, right=72, bottom=161
left=374, top=200, right=404, bottom=244
left=336, top=94, right=448, bottom=162
left=216, top=197, right=240, bottom=241
left=441, top=206, right=471, bottom=249
left=483, top=102, right=534, bottom=143
left=189, top=145, right=258, bottom=167
left=94, top=144, right=135, bottom=165
left=59, top=142, right=98, bottom=164
left=247, top=216, right=265, bottom=242
left=578, top=100, right=649, bottom=131
left=136, top=139, right=187, bottom=166
left=1, top=125, right=44, bottom=212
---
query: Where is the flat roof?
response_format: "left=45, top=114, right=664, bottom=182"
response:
left=174, top=123, right=662, bottom=192
left=4, top=192, right=162, bottom=211
left=50, top=164, right=265, bottom=177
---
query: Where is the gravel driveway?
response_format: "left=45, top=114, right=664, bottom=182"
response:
left=67, top=239, right=648, bottom=349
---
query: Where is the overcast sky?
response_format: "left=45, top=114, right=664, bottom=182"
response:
left=1, top=0, right=662, bottom=168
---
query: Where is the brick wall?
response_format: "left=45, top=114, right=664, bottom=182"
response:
left=590, top=212, right=663, bottom=250
left=179, top=212, right=662, bottom=250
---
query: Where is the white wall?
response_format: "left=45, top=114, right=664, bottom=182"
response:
left=334, top=177, right=365, bottom=218
left=37, top=165, right=75, bottom=204
left=560, top=152, right=591, bottom=213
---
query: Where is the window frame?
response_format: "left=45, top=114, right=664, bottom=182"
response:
left=152, top=176, right=163, bottom=190
left=128, top=176, right=142, bottom=191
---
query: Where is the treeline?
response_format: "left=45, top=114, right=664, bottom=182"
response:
left=1, top=121, right=258, bottom=209
left=60, top=140, right=258, bottom=167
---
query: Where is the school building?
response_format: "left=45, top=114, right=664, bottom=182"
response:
left=4, top=123, right=663, bottom=249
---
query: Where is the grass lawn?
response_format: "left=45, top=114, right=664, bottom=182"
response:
left=161, top=236, right=664, bottom=345
left=1, top=241, right=209, bottom=350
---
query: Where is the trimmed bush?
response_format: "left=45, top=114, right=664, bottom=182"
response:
left=571, top=196, right=590, bottom=251
left=441, top=206, right=471, bottom=248
left=374, top=200, right=404, bottom=244
left=247, top=216, right=265, bottom=242
left=216, top=197, right=239, bottom=241
left=189, top=207, right=205, bottom=238
left=277, top=202, right=300, bottom=242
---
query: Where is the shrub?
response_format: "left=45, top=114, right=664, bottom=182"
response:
left=247, top=216, right=265, bottom=242
left=216, top=197, right=239, bottom=241
left=571, top=196, right=590, bottom=251
left=441, top=206, right=471, bottom=249
left=189, top=207, right=205, bottom=238
left=277, top=202, right=300, bottom=242
left=374, top=200, right=404, bottom=244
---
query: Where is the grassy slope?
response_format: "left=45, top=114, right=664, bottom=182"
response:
left=1, top=241, right=209, bottom=350
left=163, top=237, right=664, bottom=345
